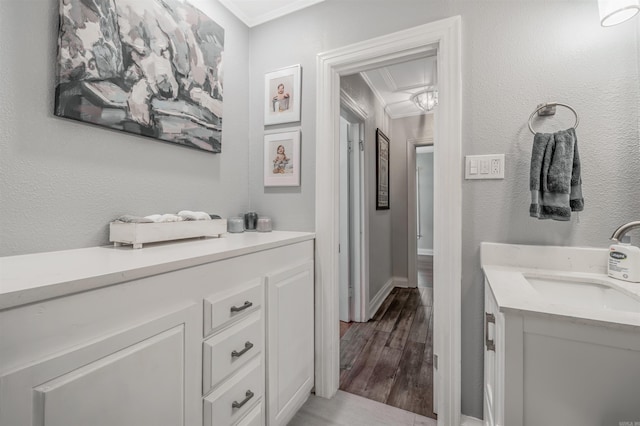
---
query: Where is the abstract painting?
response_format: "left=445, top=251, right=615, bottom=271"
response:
left=55, top=0, right=224, bottom=153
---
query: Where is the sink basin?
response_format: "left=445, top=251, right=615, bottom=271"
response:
left=524, top=275, right=640, bottom=313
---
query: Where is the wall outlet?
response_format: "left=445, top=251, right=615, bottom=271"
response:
left=465, top=154, right=505, bottom=179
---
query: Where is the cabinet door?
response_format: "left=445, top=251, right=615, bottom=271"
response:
left=0, top=304, right=200, bottom=426
left=266, top=261, right=314, bottom=426
left=484, top=281, right=504, bottom=426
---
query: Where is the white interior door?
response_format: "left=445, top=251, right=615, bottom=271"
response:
left=338, top=116, right=350, bottom=322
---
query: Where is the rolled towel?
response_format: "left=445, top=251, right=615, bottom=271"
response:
left=177, top=210, right=212, bottom=221
left=529, top=128, right=583, bottom=221
left=144, top=214, right=184, bottom=223
left=114, top=215, right=154, bottom=223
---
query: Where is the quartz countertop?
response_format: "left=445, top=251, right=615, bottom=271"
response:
left=0, top=231, right=315, bottom=310
left=481, top=242, right=640, bottom=330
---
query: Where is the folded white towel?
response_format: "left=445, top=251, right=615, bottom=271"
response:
left=177, top=210, right=212, bottom=221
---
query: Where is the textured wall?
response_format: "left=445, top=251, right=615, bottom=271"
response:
left=0, top=0, right=251, bottom=256
left=1, top=0, right=638, bottom=419
left=247, top=1, right=639, bottom=418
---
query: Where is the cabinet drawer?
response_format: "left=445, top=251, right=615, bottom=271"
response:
left=204, top=278, right=263, bottom=337
left=235, top=402, right=263, bottom=426
left=203, top=356, right=263, bottom=426
left=203, top=310, right=263, bottom=394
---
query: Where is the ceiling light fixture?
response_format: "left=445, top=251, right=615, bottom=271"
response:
left=598, top=0, right=640, bottom=26
left=412, top=88, right=438, bottom=112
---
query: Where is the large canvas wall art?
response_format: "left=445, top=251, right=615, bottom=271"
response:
left=55, top=0, right=224, bottom=153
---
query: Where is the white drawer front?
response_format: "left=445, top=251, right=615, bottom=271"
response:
left=203, top=310, right=263, bottom=394
left=204, top=278, right=263, bottom=337
left=235, top=402, right=263, bottom=426
left=203, top=357, right=263, bottom=426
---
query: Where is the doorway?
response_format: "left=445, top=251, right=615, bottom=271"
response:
left=314, top=17, right=462, bottom=426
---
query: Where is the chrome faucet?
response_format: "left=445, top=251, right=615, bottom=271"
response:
left=610, top=221, right=640, bottom=242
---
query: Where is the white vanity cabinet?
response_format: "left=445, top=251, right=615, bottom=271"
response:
left=482, top=242, right=640, bottom=426
left=0, top=232, right=315, bottom=426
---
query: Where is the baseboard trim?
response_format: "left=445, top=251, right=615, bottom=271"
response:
left=392, top=277, right=410, bottom=288
left=461, top=415, right=483, bottom=426
left=368, top=278, right=394, bottom=318
left=418, top=248, right=434, bottom=256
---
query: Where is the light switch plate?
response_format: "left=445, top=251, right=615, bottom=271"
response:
left=465, top=154, right=505, bottom=179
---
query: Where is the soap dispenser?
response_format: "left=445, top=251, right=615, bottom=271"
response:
left=608, top=236, right=640, bottom=283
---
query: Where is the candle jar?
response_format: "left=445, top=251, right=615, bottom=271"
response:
left=244, top=212, right=258, bottom=231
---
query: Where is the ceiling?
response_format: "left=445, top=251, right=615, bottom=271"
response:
left=218, top=0, right=326, bottom=27
left=217, top=0, right=437, bottom=118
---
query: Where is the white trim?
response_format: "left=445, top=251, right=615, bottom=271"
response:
left=315, top=16, right=462, bottom=426
left=218, top=0, right=326, bottom=27
left=359, top=72, right=388, bottom=113
left=416, top=145, right=435, bottom=154
left=392, top=277, right=410, bottom=288
left=367, top=278, right=394, bottom=319
left=340, top=89, right=369, bottom=121
left=418, top=248, right=435, bottom=256
left=461, top=415, right=483, bottom=426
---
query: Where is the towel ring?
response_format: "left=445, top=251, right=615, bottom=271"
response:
left=528, top=102, right=579, bottom=135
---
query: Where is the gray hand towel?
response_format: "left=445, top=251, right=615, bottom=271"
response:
left=529, top=128, right=583, bottom=221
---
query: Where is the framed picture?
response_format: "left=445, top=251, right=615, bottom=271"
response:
left=264, top=130, right=301, bottom=187
left=264, top=65, right=301, bottom=125
left=376, top=128, right=390, bottom=210
left=54, top=0, right=224, bottom=153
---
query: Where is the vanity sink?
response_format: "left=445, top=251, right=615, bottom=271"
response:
left=524, top=274, right=640, bottom=313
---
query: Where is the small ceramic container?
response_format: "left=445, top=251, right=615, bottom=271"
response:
left=256, top=217, right=272, bottom=232
left=227, top=217, right=245, bottom=233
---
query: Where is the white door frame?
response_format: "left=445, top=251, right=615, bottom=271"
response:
left=340, top=89, right=369, bottom=323
left=314, top=16, right=462, bottom=426
left=408, top=136, right=434, bottom=288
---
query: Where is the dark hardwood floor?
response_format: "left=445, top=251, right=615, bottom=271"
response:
left=339, top=286, right=436, bottom=419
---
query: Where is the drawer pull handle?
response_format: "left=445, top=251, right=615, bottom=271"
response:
left=232, top=390, right=254, bottom=409
left=485, top=312, right=496, bottom=352
left=231, top=341, right=254, bottom=359
left=230, top=301, right=253, bottom=313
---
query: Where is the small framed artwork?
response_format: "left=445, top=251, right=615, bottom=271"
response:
left=264, top=65, right=301, bottom=125
left=264, top=130, right=301, bottom=187
left=376, top=128, right=390, bottom=210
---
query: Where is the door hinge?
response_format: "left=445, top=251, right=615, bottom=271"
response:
left=434, top=354, right=438, bottom=369
left=359, top=139, right=364, bottom=151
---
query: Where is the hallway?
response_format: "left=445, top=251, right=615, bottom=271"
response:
left=339, top=255, right=435, bottom=418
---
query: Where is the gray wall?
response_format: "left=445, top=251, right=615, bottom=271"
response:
left=390, top=114, right=435, bottom=279
left=0, top=0, right=251, bottom=256
left=340, top=73, right=393, bottom=303
left=247, top=0, right=639, bottom=418
left=2, top=0, right=639, bottom=419
left=417, top=152, right=434, bottom=253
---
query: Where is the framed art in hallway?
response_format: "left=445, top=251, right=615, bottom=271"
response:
left=264, top=65, right=301, bottom=125
left=264, top=130, right=301, bottom=187
left=376, top=128, right=390, bottom=210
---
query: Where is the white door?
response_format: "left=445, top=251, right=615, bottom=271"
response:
left=339, top=116, right=351, bottom=322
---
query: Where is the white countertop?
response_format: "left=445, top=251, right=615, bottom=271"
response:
left=0, top=231, right=315, bottom=310
left=481, top=242, right=640, bottom=330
